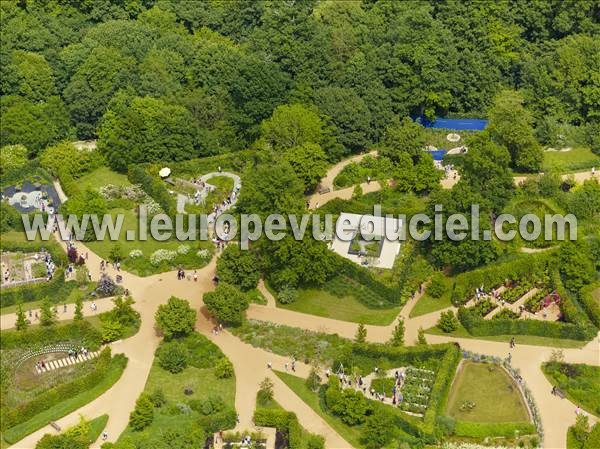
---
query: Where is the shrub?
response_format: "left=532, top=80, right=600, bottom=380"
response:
left=427, top=274, right=446, bottom=298
left=438, top=310, right=459, bottom=333
left=177, top=244, right=190, bottom=255
left=149, top=389, right=166, bottom=408
left=96, top=274, right=119, bottom=297
left=128, top=165, right=174, bottom=216
left=157, top=341, right=189, bottom=373
left=129, top=249, right=143, bottom=258
left=306, top=368, right=321, bottom=392
left=149, top=249, right=177, bottom=266
left=101, top=318, right=123, bottom=343
left=154, top=297, right=196, bottom=340
left=277, top=286, right=298, bottom=304
left=214, top=358, right=234, bottom=379
left=203, top=283, right=249, bottom=326
left=129, top=393, right=154, bottom=431
left=257, top=377, right=274, bottom=405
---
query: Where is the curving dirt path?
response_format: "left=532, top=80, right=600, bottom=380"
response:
left=309, top=153, right=599, bottom=210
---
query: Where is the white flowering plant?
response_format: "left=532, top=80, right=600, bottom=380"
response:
left=129, top=249, right=143, bottom=258
left=150, top=249, right=177, bottom=266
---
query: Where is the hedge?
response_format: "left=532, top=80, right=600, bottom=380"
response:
left=127, top=165, right=175, bottom=216
left=253, top=408, right=324, bottom=449
left=423, top=345, right=462, bottom=435
left=451, top=253, right=555, bottom=305
left=0, top=271, right=80, bottom=308
left=0, top=321, right=102, bottom=350
left=578, top=282, right=600, bottom=328
left=336, top=256, right=399, bottom=305
left=1, top=348, right=122, bottom=435
left=458, top=307, right=596, bottom=341
left=454, top=421, right=537, bottom=438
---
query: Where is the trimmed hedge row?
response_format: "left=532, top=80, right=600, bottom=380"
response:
left=451, top=253, right=554, bottom=305
left=423, top=344, right=462, bottom=435
left=128, top=165, right=175, bottom=216
left=253, top=408, right=324, bottom=449
left=343, top=343, right=461, bottom=438
left=458, top=308, right=595, bottom=341
left=0, top=321, right=102, bottom=350
left=579, top=282, right=600, bottom=328
left=1, top=348, right=122, bottom=434
left=454, top=421, right=537, bottom=438
left=0, top=271, right=78, bottom=308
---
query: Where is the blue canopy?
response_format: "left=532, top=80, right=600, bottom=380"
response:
left=416, top=117, right=488, bottom=131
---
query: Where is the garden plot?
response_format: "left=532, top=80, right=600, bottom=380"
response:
left=337, top=366, right=436, bottom=417
left=1, top=251, right=51, bottom=287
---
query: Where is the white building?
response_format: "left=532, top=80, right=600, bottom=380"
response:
left=330, top=212, right=402, bottom=269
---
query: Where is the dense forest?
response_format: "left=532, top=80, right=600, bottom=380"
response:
left=1, top=0, right=599, bottom=167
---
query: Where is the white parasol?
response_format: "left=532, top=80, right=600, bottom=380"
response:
left=159, top=167, right=171, bottom=178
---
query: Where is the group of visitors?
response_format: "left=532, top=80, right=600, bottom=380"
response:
left=100, top=260, right=120, bottom=271
left=176, top=268, right=186, bottom=280
left=211, top=323, right=223, bottom=335
left=68, top=346, right=89, bottom=359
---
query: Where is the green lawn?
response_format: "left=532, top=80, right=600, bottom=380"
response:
left=425, top=324, right=588, bottom=349
left=2, top=355, right=127, bottom=445
left=409, top=291, right=453, bottom=318
left=77, top=167, right=132, bottom=191
left=542, top=147, right=600, bottom=173
left=278, top=288, right=400, bottom=325
left=87, top=414, right=109, bottom=444
left=117, top=335, right=236, bottom=444
left=446, top=361, right=530, bottom=423
left=275, top=371, right=364, bottom=449
left=542, top=362, right=600, bottom=417
left=85, top=207, right=213, bottom=276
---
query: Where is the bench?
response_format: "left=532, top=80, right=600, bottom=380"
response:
left=553, top=387, right=566, bottom=398
left=319, top=187, right=331, bottom=194
left=49, top=421, right=61, bottom=432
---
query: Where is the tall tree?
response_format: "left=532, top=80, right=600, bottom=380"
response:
left=487, top=90, right=543, bottom=172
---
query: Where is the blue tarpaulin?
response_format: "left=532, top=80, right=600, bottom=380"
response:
left=416, top=117, right=488, bottom=131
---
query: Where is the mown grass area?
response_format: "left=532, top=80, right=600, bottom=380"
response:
left=85, top=208, right=213, bottom=276
left=409, top=276, right=454, bottom=318
left=446, top=361, right=529, bottom=423
left=275, top=371, right=363, bottom=449
left=542, top=362, right=600, bottom=417
left=425, top=324, right=588, bottom=349
left=117, top=333, right=236, bottom=444
left=76, top=167, right=132, bottom=191
left=278, top=287, right=400, bottom=325
left=542, top=147, right=600, bottom=173
left=87, top=414, right=109, bottom=444
left=2, top=355, right=127, bottom=445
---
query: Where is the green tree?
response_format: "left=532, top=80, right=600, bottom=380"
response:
left=285, top=143, right=328, bottom=193
left=214, top=358, right=234, bottom=379
left=203, top=283, right=249, bottom=326
left=260, top=103, right=326, bottom=151
left=355, top=323, right=367, bottom=343
left=487, top=90, right=543, bottom=172
left=98, top=94, right=196, bottom=172
left=438, top=310, right=459, bottom=333
left=236, top=160, right=306, bottom=217
left=379, top=117, right=427, bottom=162
left=417, top=326, right=427, bottom=345
left=129, top=393, right=154, bottom=431
left=101, top=318, right=123, bottom=343
left=257, top=377, right=274, bottom=405
left=0, top=144, right=28, bottom=177
left=111, top=295, right=138, bottom=326
left=74, top=296, right=84, bottom=321
left=15, top=303, right=29, bottom=331
left=155, top=297, right=196, bottom=340
left=8, top=50, right=57, bottom=102
left=39, top=297, right=56, bottom=326
left=216, top=246, right=260, bottom=291
left=389, top=319, right=404, bottom=346
left=306, top=368, right=321, bottom=392
left=559, top=241, right=595, bottom=291
left=361, top=409, right=395, bottom=449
